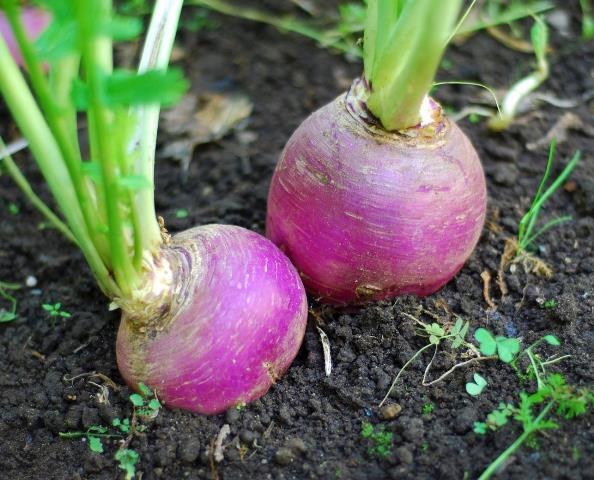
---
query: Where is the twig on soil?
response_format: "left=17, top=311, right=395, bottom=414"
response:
left=480, top=270, right=497, bottom=310
left=316, top=326, right=332, bottom=376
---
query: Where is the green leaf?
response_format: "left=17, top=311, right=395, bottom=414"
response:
left=451, top=318, right=463, bottom=336
left=119, top=175, right=152, bottom=191
left=543, top=335, right=560, bottom=346
left=88, top=435, right=103, bottom=453
left=0, top=311, right=16, bottom=322
left=138, top=382, right=152, bottom=397
left=466, top=382, right=483, bottom=396
left=100, top=16, right=143, bottom=40
left=474, top=373, right=487, bottom=387
left=148, top=398, right=161, bottom=410
left=103, top=69, right=188, bottom=107
left=426, top=323, right=445, bottom=337
left=361, top=422, right=373, bottom=438
left=429, top=334, right=439, bottom=345
left=115, top=448, right=139, bottom=480
left=129, top=393, right=144, bottom=407
left=473, top=422, right=487, bottom=435
left=530, top=17, right=548, bottom=65
left=475, top=328, right=496, bottom=356
left=42, top=304, right=54, bottom=311
left=496, top=337, right=521, bottom=363
left=34, top=17, right=78, bottom=60
left=80, top=161, right=103, bottom=183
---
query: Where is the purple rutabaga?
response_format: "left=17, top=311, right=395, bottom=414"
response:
left=117, top=225, right=308, bottom=414
left=0, top=7, right=50, bottom=66
left=267, top=82, right=487, bottom=304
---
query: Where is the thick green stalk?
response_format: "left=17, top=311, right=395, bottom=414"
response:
left=76, top=0, right=137, bottom=296
left=5, top=3, right=110, bottom=262
left=0, top=37, right=118, bottom=297
left=365, top=0, right=462, bottom=130
left=0, top=138, right=76, bottom=244
left=129, top=0, right=184, bottom=265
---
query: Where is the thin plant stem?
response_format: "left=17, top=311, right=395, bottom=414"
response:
left=478, top=402, right=554, bottom=480
left=423, top=354, right=497, bottom=387
left=0, top=138, right=76, bottom=244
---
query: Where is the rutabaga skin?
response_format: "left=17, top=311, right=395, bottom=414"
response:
left=267, top=81, right=487, bottom=304
left=0, top=7, right=50, bottom=66
left=116, top=224, right=308, bottom=414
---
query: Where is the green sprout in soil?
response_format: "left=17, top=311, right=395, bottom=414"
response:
left=175, top=208, right=189, bottom=219
left=540, top=299, right=557, bottom=309
left=466, top=373, right=488, bottom=396
left=475, top=328, right=520, bottom=363
left=60, top=382, right=160, bottom=478
left=115, top=448, right=140, bottom=480
left=380, top=314, right=497, bottom=407
left=422, top=402, right=434, bottom=414
left=488, top=15, right=549, bottom=131
left=0, top=280, right=20, bottom=323
left=42, top=302, right=72, bottom=319
left=361, top=422, right=393, bottom=457
left=498, top=141, right=581, bottom=285
left=580, top=0, right=594, bottom=40
left=474, top=374, right=594, bottom=480
left=7, top=201, right=19, bottom=215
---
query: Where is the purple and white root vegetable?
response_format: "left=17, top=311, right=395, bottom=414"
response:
left=116, top=225, right=308, bottom=414
left=0, top=7, right=50, bottom=66
left=267, top=83, right=487, bottom=304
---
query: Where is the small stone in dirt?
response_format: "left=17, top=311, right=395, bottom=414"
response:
left=225, top=407, right=240, bottom=424
left=274, top=447, right=295, bottom=466
left=400, top=417, right=424, bottom=442
left=492, top=163, right=519, bottom=186
left=453, top=406, right=478, bottom=434
left=25, top=275, right=37, bottom=287
left=239, top=429, right=256, bottom=443
left=380, top=403, right=402, bottom=420
left=286, top=437, right=307, bottom=454
left=395, top=446, right=413, bottom=465
left=178, top=438, right=201, bottom=463
left=551, top=292, right=579, bottom=323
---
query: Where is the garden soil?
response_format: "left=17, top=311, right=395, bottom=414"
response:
left=1, top=3, right=593, bottom=480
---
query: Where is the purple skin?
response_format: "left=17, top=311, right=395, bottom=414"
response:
left=0, top=8, right=50, bottom=66
left=266, top=92, right=487, bottom=304
left=116, top=225, right=308, bottom=415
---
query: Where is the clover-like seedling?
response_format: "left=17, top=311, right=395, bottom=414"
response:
left=361, top=422, right=393, bottom=457
left=466, top=373, right=488, bottom=396
left=474, top=328, right=520, bottom=363
left=130, top=382, right=161, bottom=418
left=59, top=424, right=113, bottom=453
left=42, top=302, right=72, bottom=318
left=112, top=418, right=130, bottom=433
left=115, top=448, right=139, bottom=480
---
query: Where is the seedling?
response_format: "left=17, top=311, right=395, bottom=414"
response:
left=59, top=424, right=121, bottom=454
left=516, top=140, right=580, bottom=256
left=466, top=373, right=488, bottom=396
left=540, top=299, right=557, bottom=309
left=380, top=314, right=494, bottom=407
left=42, top=302, right=72, bottom=318
left=0, top=280, right=19, bottom=322
left=361, top=422, right=393, bottom=457
left=488, top=16, right=549, bottom=131
left=422, top=403, right=435, bottom=414
left=475, top=374, right=594, bottom=480
left=130, top=382, right=161, bottom=418
left=474, top=328, right=520, bottom=363
left=112, top=417, right=130, bottom=433
left=580, top=0, right=594, bottom=40
left=7, top=202, right=19, bottom=215
left=175, top=208, right=188, bottom=219
left=115, top=448, right=139, bottom=480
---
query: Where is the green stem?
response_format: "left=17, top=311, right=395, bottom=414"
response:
left=5, top=3, right=109, bottom=260
left=365, top=0, right=462, bottom=130
left=379, top=342, right=436, bottom=407
left=478, top=402, right=554, bottom=480
left=129, top=0, right=184, bottom=266
left=76, top=0, right=136, bottom=297
left=0, top=138, right=76, bottom=244
left=0, top=34, right=118, bottom=297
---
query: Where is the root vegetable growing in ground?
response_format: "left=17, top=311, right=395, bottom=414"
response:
left=266, top=0, right=487, bottom=304
left=0, top=0, right=307, bottom=415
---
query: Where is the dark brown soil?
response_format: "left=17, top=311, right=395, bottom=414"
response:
left=1, top=3, right=593, bottom=480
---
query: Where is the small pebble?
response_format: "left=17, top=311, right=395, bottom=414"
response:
left=274, top=447, right=295, bottom=466
left=380, top=403, right=402, bottom=420
left=25, top=275, right=37, bottom=287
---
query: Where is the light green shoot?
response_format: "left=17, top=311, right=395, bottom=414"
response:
left=488, top=16, right=549, bottom=131
left=42, top=302, right=72, bottom=318
left=364, top=0, right=463, bottom=130
left=115, top=448, right=140, bottom=480
left=517, top=140, right=581, bottom=255
left=580, top=0, right=594, bottom=39
left=466, top=373, right=488, bottom=396
left=0, top=280, right=20, bottom=323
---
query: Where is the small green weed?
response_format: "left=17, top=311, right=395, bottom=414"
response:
left=42, top=302, right=72, bottom=318
left=7, top=202, right=19, bottom=215
left=466, top=373, right=488, bottom=396
left=422, top=403, right=434, bottom=414
left=0, top=280, right=19, bottom=323
left=541, top=299, right=558, bottom=309
left=175, top=208, right=189, bottom=219
left=115, top=448, right=140, bottom=480
left=475, top=374, right=594, bottom=479
left=474, top=328, right=520, bottom=363
left=361, top=422, right=393, bottom=457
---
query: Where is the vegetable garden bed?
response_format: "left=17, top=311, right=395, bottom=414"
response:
left=1, top=2, right=593, bottom=479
